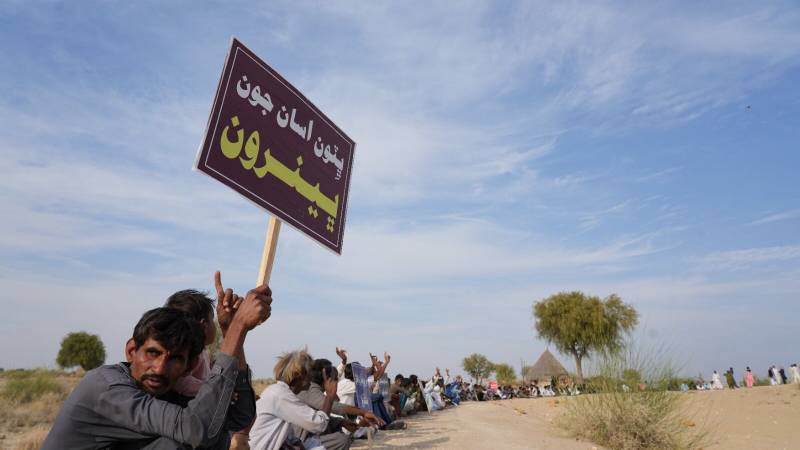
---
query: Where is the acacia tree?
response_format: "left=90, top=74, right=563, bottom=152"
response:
left=493, top=363, right=516, bottom=385
left=462, top=353, right=494, bottom=384
left=533, top=291, right=638, bottom=383
left=57, top=331, right=106, bottom=371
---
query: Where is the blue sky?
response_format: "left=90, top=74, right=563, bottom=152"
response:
left=1, top=1, right=798, bottom=380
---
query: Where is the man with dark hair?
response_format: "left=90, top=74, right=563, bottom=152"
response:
left=389, top=374, right=405, bottom=417
left=165, top=289, right=217, bottom=397
left=43, top=281, right=272, bottom=449
left=295, top=358, right=385, bottom=450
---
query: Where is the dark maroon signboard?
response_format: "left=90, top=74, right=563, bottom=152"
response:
left=195, top=38, right=354, bottom=254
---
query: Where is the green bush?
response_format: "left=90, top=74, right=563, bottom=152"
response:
left=57, top=331, right=106, bottom=371
left=666, top=377, right=698, bottom=391
left=558, top=344, right=712, bottom=450
left=752, top=376, right=772, bottom=387
left=1, top=375, right=65, bottom=403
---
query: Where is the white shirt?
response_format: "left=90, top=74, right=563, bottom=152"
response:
left=249, top=381, right=329, bottom=450
left=335, top=362, right=357, bottom=407
left=337, top=378, right=356, bottom=407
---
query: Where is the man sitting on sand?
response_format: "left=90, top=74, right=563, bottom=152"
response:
left=42, top=283, right=272, bottom=449
left=249, top=349, right=337, bottom=450
left=291, top=359, right=384, bottom=450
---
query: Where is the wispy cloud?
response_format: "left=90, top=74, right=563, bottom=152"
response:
left=747, top=209, right=800, bottom=226
left=699, top=245, right=800, bottom=271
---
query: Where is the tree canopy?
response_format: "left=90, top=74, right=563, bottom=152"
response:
left=533, top=291, right=638, bottom=382
left=493, top=363, right=516, bottom=385
left=462, top=353, right=494, bottom=384
left=56, top=331, right=106, bottom=371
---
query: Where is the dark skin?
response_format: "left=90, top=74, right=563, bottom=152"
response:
left=215, top=271, right=272, bottom=370
left=126, top=272, right=272, bottom=397
left=289, top=369, right=338, bottom=417
left=125, top=338, right=191, bottom=397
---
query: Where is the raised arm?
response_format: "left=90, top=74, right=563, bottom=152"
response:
left=94, top=286, right=271, bottom=447
left=372, top=352, right=390, bottom=382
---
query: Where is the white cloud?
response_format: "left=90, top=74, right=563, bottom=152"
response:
left=699, top=245, right=800, bottom=271
left=747, top=209, right=800, bottom=226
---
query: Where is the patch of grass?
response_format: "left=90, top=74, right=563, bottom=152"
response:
left=2, top=375, right=65, bottom=403
left=558, top=346, right=713, bottom=450
left=13, top=425, right=50, bottom=450
left=0, top=368, right=62, bottom=380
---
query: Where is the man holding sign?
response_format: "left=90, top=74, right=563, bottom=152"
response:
left=42, top=282, right=272, bottom=449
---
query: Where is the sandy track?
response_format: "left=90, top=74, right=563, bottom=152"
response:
left=354, top=385, right=800, bottom=450
left=353, top=398, right=600, bottom=450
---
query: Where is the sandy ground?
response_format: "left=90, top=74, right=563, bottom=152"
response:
left=353, top=384, right=800, bottom=450
left=353, top=398, right=602, bottom=450
left=2, top=383, right=798, bottom=449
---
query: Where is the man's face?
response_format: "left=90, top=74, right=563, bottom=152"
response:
left=125, top=338, right=191, bottom=396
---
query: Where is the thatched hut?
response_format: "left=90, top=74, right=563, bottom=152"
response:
left=524, top=349, right=571, bottom=386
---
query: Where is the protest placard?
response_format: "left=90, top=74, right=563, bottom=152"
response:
left=195, top=37, right=354, bottom=281
left=351, top=362, right=374, bottom=414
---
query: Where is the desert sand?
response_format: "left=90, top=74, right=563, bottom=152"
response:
left=2, top=381, right=799, bottom=449
left=353, top=384, right=800, bottom=450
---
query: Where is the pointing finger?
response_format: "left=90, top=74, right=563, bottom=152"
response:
left=224, top=288, right=233, bottom=309
left=214, top=271, right=224, bottom=297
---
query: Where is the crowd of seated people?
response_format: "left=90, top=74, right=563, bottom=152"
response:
left=42, top=270, right=586, bottom=450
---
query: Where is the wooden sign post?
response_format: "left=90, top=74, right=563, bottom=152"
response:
left=257, top=216, right=281, bottom=286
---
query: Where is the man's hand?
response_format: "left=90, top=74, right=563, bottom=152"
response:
left=342, top=420, right=359, bottom=433
left=214, top=271, right=243, bottom=333
left=384, top=352, right=391, bottom=364
left=231, top=284, right=272, bottom=331
left=336, top=347, right=347, bottom=363
left=446, top=368, right=450, bottom=376
left=323, top=366, right=339, bottom=398
left=362, top=411, right=385, bottom=427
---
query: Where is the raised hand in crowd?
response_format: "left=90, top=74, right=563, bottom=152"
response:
left=335, top=347, right=347, bottom=364
left=215, top=271, right=244, bottom=334
left=384, top=352, right=391, bottom=365
left=322, top=365, right=339, bottom=399
left=234, top=284, right=273, bottom=330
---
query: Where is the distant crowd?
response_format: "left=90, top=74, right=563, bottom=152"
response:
left=692, top=364, right=800, bottom=391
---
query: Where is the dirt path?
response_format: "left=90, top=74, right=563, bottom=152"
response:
left=354, top=385, right=800, bottom=450
left=353, top=398, right=600, bottom=450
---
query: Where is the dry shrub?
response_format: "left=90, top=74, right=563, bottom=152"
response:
left=0, top=372, right=74, bottom=430
left=0, top=392, right=66, bottom=428
left=558, top=345, right=712, bottom=450
left=14, top=425, right=50, bottom=450
left=252, top=378, right=276, bottom=395
left=2, top=375, right=64, bottom=403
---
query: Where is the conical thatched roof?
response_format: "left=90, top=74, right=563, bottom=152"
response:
left=525, top=349, right=568, bottom=381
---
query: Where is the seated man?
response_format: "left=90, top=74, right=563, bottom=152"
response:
left=443, top=369, right=461, bottom=406
left=388, top=374, right=406, bottom=417
left=249, top=349, right=337, bottom=450
left=295, top=359, right=385, bottom=450
left=334, top=347, right=356, bottom=407
left=42, top=284, right=272, bottom=449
